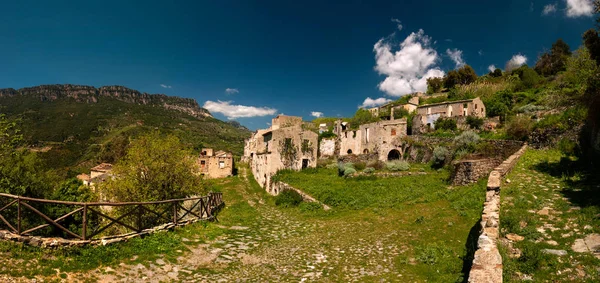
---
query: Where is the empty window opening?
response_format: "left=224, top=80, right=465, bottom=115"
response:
left=391, top=129, right=396, bottom=136
left=219, top=161, right=225, bottom=169
left=363, top=149, right=369, bottom=154
left=302, top=159, right=309, bottom=169
left=347, top=149, right=353, bottom=154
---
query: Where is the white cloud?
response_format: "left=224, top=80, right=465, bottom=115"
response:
left=225, top=88, right=239, bottom=94
left=391, top=18, right=403, bottom=31
left=542, top=3, right=558, bottom=15
left=311, top=111, right=323, bottom=118
left=488, top=64, right=497, bottom=72
left=565, top=0, right=594, bottom=17
left=203, top=100, right=277, bottom=119
left=160, top=84, right=172, bottom=89
left=505, top=54, right=528, bottom=72
left=373, top=29, right=445, bottom=97
left=446, top=48, right=465, bottom=68
left=359, top=97, right=392, bottom=108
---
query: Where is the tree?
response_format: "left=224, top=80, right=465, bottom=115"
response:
left=349, top=108, right=379, bottom=129
left=489, top=68, right=503, bottom=77
left=534, top=39, right=571, bottom=76
left=457, top=65, right=478, bottom=85
left=564, top=47, right=599, bottom=97
left=426, top=77, right=444, bottom=94
left=583, top=29, right=600, bottom=66
left=444, top=70, right=460, bottom=89
left=100, top=132, right=204, bottom=202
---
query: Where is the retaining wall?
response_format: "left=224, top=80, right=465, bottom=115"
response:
left=270, top=181, right=331, bottom=210
left=451, top=158, right=502, bottom=186
left=468, top=144, right=528, bottom=282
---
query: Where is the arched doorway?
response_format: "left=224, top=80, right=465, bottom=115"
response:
left=347, top=149, right=353, bottom=154
left=363, top=149, right=369, bottom=154
left=387, top=149, right=400, bottom=160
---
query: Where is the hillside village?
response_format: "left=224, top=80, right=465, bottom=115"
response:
left=2, top=1, right=600, bottom=283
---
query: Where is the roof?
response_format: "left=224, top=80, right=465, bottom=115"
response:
left=418, top=98, right=478, bottom=108
left=215, top=150, right=232, bottom=157
left=76, top=173, right=90, bottom=181
left=91, top=163, right=113, bottom=172
left=319, top=123, right=327, bottom=127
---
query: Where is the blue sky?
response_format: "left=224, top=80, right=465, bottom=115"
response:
left=0, top=0, right=596, bottom=129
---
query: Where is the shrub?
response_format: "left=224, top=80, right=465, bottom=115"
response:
left=367, top=160, right=385, bottom=170
left=363, top=167, right=375, bottom=174
left=325, top=163, right=338, bottom=170
left=466, top=116, right=484, bottom=129
left=434, top=118, right=457, bottom=131
left=337, top=162, right=355, bottom=176
left=454, top=130, right=480, bottom=152
left=354, top=161, right=366, bottom=171
left=275, top=189, right=303, bottom=207
left=506, top=116, right=533, bottom=141
left=299, top=202, right=322, bottom=212
left=558, top=138, right=578, bottom=156
left=432, top=146, right=449, bottom=167
left=343, top=167, right=357, bottom=177
left=386, top=160, right=410, bottom=171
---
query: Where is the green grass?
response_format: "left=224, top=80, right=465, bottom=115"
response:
left=275, top=166, right=487, bottom=281
left=500, top=149, right=600, bottom=282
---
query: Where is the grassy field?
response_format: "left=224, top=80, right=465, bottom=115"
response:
left=0, top=163, right=488, bottom=282
left=499, top=149, right=600, bottom=282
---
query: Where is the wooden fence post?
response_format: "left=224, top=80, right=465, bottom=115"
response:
left=17, top=198, right=21, bottom=235
left=82, top=204, right=87, bottom=240
left=173, top=201, right=178, bottom=226
left=137, top=205, right=143, bottom=232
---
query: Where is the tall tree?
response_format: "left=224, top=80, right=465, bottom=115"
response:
left=443, top=70, right=460, bottom=89
left=583, top=29, right=600, bottom=66
left=534, top=39, right=571, bottom=76
left=457, top=65, right=478, bottom=85
left=426, top=77, right=444, bottom=94
left=100, top=131, right=204, bottom=202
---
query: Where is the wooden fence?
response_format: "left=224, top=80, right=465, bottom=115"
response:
left=0, top=192, right=223, bottom=240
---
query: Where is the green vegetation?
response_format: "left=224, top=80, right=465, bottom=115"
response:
left=0, top=94, right=250, bottom=181
left=275, top=189, right=303, bottom=207
left=500, top=149, right=600, bottom=281
left=385, top=160, right=410, bottom=171
left=100, top=132, right=204, bottom=202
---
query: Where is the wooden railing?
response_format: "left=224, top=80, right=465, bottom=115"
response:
left=0, top=192, right=223, bottom=240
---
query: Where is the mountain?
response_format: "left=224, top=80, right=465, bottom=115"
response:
left=0, top=84, right=251, bottom=178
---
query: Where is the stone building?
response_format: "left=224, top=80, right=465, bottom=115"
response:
left=368, top=96, right=420, bottom=117
left=197, top=148, right=234, bottom=179
left=412, top=97, right=486, bottom=134
left=333, top=117, right=409, bottom=161
left=243, top=115, right=318, bottom=194
left=77, top=163, right=113, bottom=187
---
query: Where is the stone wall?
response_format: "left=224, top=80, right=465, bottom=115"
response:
left=319, top=138, right=336, bottom=157
left=468, top=144, right=527, bottom=283
left=270, top=181, right=330, bottom=210
left=451, top=158, right=501, bottom=186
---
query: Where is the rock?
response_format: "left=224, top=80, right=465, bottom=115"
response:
left=506, top=233, right=524, bottom=242
left=584, top=233, right=600, bottom=252
left=229, top=226, right=250, bottom=230
left=536, top=207, right=551, bottom=216
left=572, top=239, right=589, bottom=253
left=543, top=249, right=567, bottom=256
left=546, top=240, right=558, bottom=246
left=155, top=258, right=166, bottom=265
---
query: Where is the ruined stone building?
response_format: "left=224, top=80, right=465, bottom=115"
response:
left=243, top=115, right=318, bottom=194
left=77, top=163, right=113, bottom=187
left=197, top=148, right=234, bottom=179
left=412, top=97, right=486, bottom=134
left=320, top=117, right=409, bottom=161
left=368, top=96, right=420, bottom=117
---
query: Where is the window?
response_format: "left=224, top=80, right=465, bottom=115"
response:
left=200, top=160, right=206, bottom=169
left=219, top=161, right=225, bottom=168
left=475, top=104, right=478, bottom=110
left=391, top=129, right=396, bottom=136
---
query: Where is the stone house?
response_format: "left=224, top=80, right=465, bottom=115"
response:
left=368, top=96, right=420, bottom=118
left=77, top=163, right=113, bottom=188
left=412, top=97, right=486, bottom=134
left=243, top=115, right=318, bottom=194
left=197, top=148, right=234, bottom=179
left=332, top=117, right=409, bottom=161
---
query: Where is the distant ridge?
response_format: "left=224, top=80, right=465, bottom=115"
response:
left=0, top=84, right=212, bottom=119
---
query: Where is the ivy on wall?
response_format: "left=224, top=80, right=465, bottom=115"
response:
left=279, top=138, right=298, bottom=168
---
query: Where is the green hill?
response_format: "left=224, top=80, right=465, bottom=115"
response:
left=0, top=84, right=251, bottom=178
